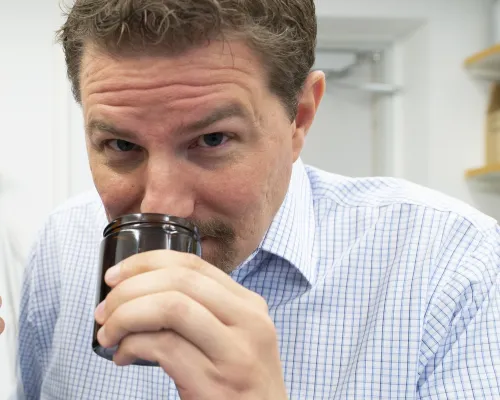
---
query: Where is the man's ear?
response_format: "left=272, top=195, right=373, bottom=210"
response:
left=292, top=71, right=326, bottom=162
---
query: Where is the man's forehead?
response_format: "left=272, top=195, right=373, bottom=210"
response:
left=79, top=41, right=276, bottom=129
left=80, top=39, right=264, bottom=80
left=79, top=41, right=270, bottom=114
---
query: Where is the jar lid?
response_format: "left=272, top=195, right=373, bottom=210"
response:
left=103, top=213, right=199, bottom=237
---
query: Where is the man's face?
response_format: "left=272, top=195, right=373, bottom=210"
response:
left=80, top=41, right=320, bottom=272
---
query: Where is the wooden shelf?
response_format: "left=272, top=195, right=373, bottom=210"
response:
left=464, top=44, right=500, bottom=80
left=465, top=164, right=500, bottom=183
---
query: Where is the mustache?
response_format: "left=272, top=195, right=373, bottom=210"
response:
left=188, top=218, right=236, bottom=243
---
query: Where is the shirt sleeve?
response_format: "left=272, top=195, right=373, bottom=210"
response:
left=18, top=253, right=43, bottom=399
left=18, top=218, right=61, bottom=400
left=417, top=224, right=500, bottom=399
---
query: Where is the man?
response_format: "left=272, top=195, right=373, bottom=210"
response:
left=17, top=0, right=500, bottom=399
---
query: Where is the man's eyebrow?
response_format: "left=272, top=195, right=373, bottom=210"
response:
left=86, top=120, right=138, bottom=141
left=86, top=102, right=254, bottom=140
left=183, top=102, right=253, bottom=132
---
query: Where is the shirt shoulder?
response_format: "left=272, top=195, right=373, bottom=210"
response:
left=50, top=189, right=104, bottom=222
left=305, top=164, right=497, bottom=234
left=24, top=190, right=105, bottom=287
left=38, top=190, right=106, bottom=240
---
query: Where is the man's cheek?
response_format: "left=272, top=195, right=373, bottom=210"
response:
left=97, top=177, right=143, bottom=219
left=219, top=180, right=260, bottom=210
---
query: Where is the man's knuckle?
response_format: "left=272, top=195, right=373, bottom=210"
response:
left=107, top=281, right=130, bottom=309
left=158, top=292, right=189, bottom=322
left=184, top=253, right=205, bottom=270
left=170, top=268, right=193, bottom=291
left=157, top=330, right=182, bottom=358
left=111, top=304, right=128, bottom=325
left=124, top=253, right=155, bottom=275
left=105, top=306, right=127, bottom=339
left=261, top=317, right=278, bottom=343
left=252, top=293, right=269, bottom=312
left=118, top=333, right=139, bottom=357
left=245, top=310, right=277, bottom=345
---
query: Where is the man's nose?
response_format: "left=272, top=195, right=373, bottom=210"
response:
left=140, top=160, right=195, bottom=218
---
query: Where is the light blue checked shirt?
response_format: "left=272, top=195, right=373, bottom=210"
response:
left=18, top=159, right=500, bottom=399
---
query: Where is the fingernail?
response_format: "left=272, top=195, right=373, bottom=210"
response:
left=105, top=264, right=121, bottom=286
left=95, top=300, right=106, bottom=321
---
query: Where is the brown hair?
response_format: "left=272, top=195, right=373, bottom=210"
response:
left=56, top=0, right=317, bottom=119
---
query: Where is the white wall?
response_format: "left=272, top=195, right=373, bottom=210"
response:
left=304, top=57, right=375, bottom=177
left=0, top=1, right=64, bottom=256
left=316, top=0, right=497, bottom=218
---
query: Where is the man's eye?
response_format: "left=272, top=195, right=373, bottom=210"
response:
left=107, top=139, right=139, bottom=152
left=196, top=133, right=229, bottom=148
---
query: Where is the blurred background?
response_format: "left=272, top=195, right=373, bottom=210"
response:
left=1, top=0, right=500, bottom=398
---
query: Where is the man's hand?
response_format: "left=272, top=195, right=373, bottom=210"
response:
left=94, top=250, right=288, bottom=400
left=0, top=296, right=4, bottom=334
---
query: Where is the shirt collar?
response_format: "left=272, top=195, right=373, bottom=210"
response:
left=259, top=158, right=317, bottom=285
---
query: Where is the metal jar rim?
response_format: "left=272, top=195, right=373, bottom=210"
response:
left=103, top=213, right=199, bottom=237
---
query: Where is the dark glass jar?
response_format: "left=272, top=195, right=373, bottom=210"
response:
left=92, top=213, right=202, bottom=366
